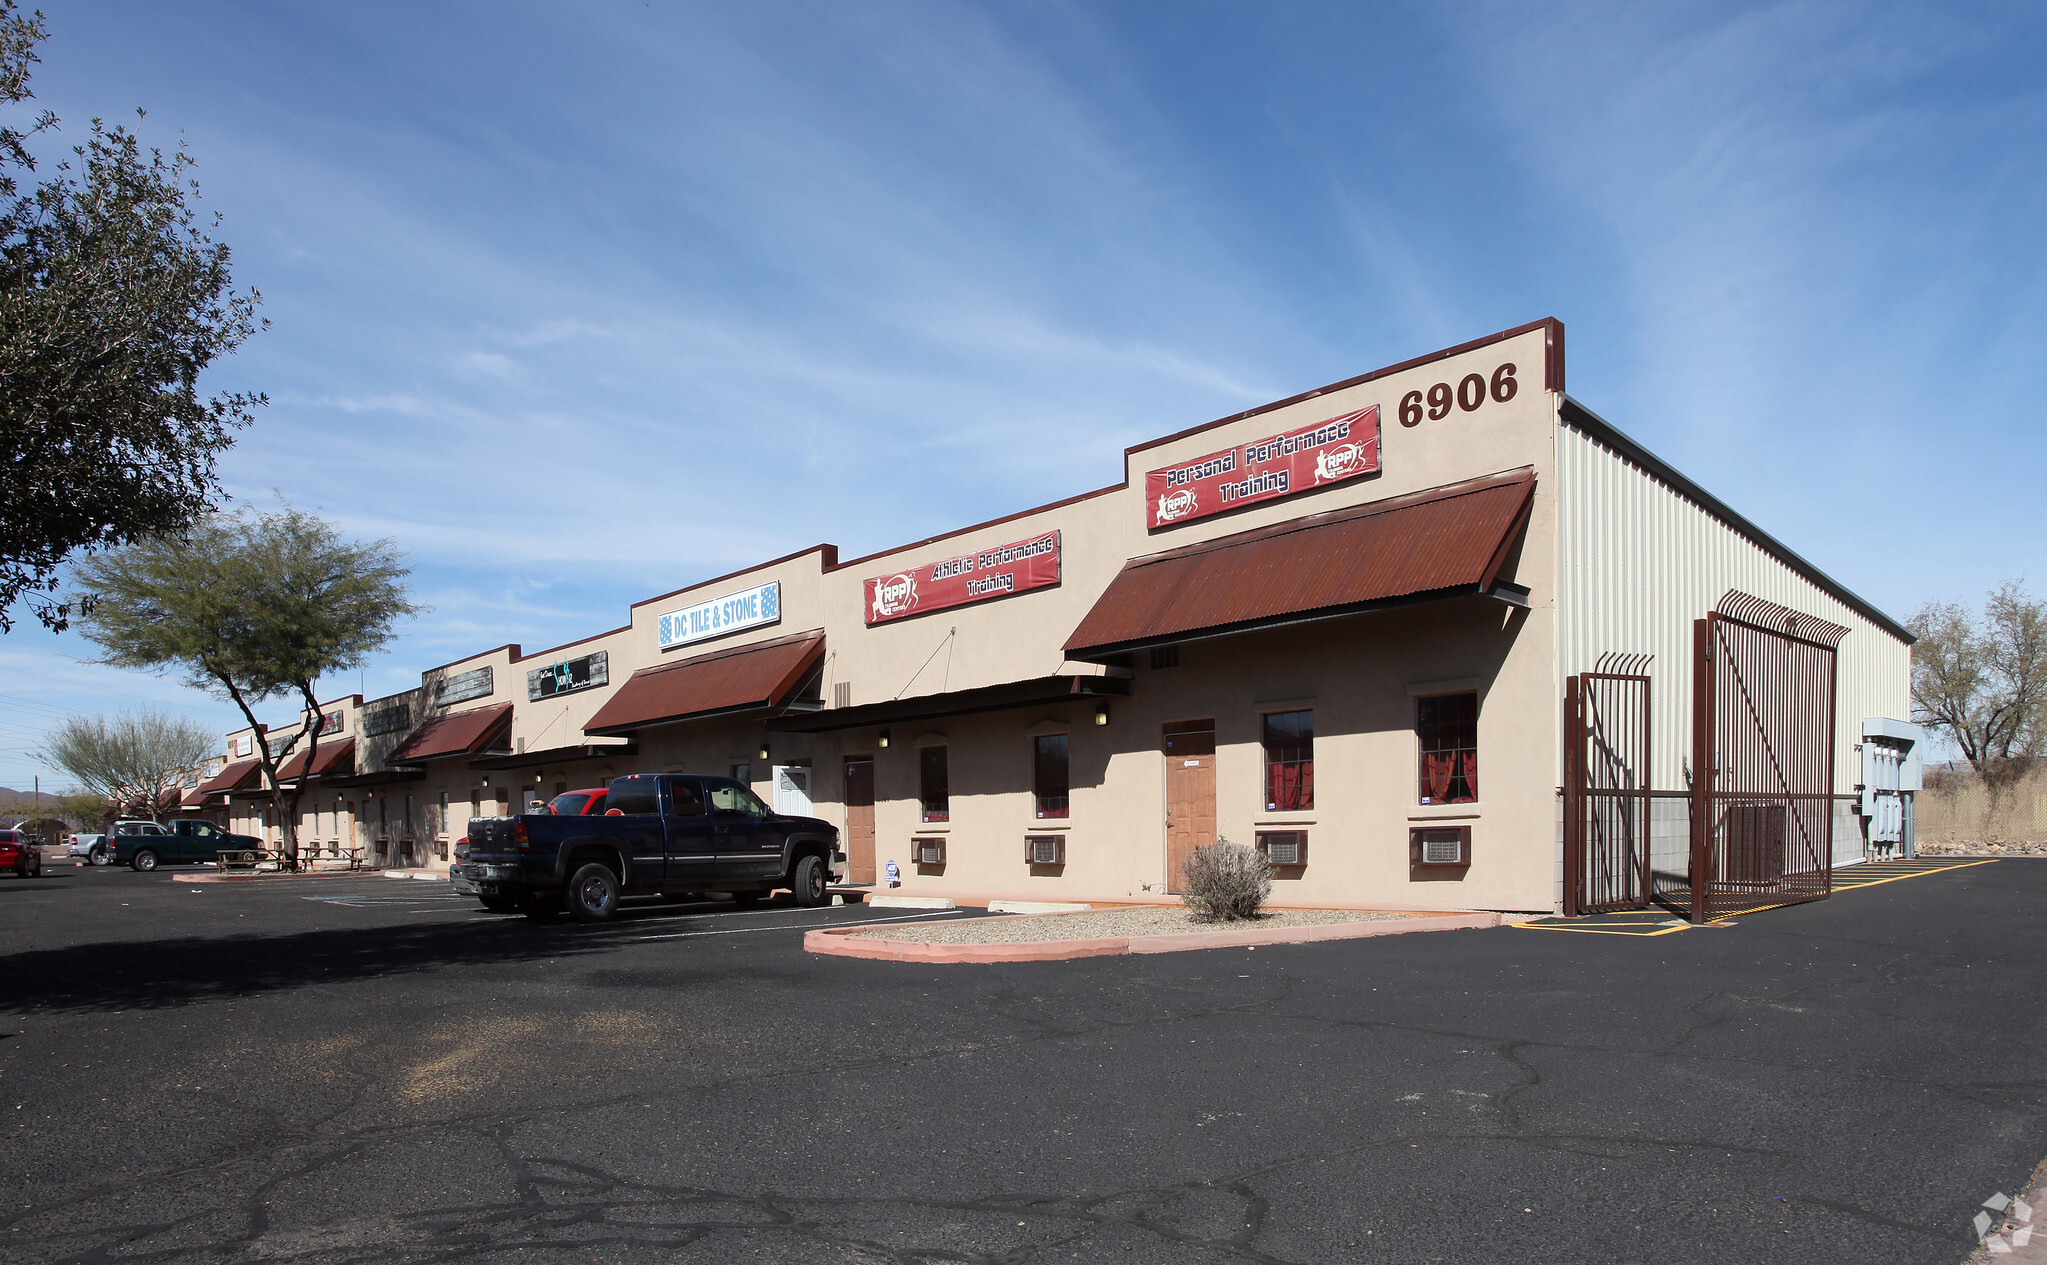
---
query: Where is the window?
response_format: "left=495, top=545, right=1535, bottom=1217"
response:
left=1262, top=710, right=1314, bottom=811
left=1033, top=734, right=1069, bottom=819
left=707, top=780, right=769, bottom=817
left=1150, top=645, right=1179, bottom=670
left=606, top=778, right=660, bottom=815
left=1417, top=692, right=1478, bottom=804
left=920, top=746, right=949, bottom=823
left=666, top=782, right=705, bottom=818
left=730, top=762, right=751, bottom=785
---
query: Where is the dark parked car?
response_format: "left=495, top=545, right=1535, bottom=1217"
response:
left=110, top=819, right=263, bottom=871
left=461, top=773, right=842, bottom=921
left=0, top=829, right=41, bottom=879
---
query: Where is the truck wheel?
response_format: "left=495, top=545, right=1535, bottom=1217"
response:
left=131, top=849, right=159, bottom=873
left=566, top=863, right=620, bottom=923
left=89, top=846, right=109, bottom=866
left=789, top=854, right=829, bottom=907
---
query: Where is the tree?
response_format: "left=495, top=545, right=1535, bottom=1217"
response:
left=0, top=1, right=264, bottom=632
left=73, top=506, right=421, bottom=860
left=1910, top=581, right=2047, bottom=825
left=40, top=708, right=211, bottom=823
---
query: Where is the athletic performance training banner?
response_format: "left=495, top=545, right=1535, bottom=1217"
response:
left=1144, top=405, right=1380, bottom=529
left=864, top=531, right=1061, bottom=625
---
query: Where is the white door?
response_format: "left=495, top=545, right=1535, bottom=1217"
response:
left=773, top=765, right=812, bottom=816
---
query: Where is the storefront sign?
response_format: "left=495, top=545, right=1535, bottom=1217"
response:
left=228, top=733, right=254, bottom=758
left=1143, top=405, right=1380, bottom=529
left=435, top=666, right=494, bottom=706
left=362, top=705, right=410, bottom=737
left=864, top=531, right=1061, bottom=626
left=659, top=581, right=781, bottom=651
left=319, top=710, right=344, bottom=735
left=528, top=650, right=609, bottom=701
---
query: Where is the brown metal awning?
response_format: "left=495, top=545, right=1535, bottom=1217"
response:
left=469, top=741, right=638, bottom=771
left=1063, top=468, right=1537, bottom=661
left=584, top=630, right=826, bottom=737
left=194, top=758, right=263, bottom=797
left=767, top=673, right=1131, bottom=734
left=388, top=703, right=514, bottom=763
left=275, top=737, right=356, bottom=781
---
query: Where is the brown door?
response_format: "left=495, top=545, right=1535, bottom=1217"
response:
left=1163, top=721, right=1216, bottom=893
left=844, top=756, right=876, bottom=885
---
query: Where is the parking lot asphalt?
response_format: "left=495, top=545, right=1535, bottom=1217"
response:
left=1, top=858, right=2043, bottom=1264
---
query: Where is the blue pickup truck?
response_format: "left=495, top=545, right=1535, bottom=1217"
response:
left=459, top=773, right=843, bottom=921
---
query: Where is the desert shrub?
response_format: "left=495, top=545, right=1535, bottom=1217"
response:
left=1179, top=838, right=1271, bottom=921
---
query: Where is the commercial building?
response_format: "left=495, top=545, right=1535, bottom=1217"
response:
left=218, top=319, right=1919, bottom=914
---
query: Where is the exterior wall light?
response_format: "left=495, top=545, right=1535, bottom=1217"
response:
left=1094, top=705, right=1110, bottom=726
left=758, top=742, right=771, bottom=761
left=878, top=728, right=891, bottom=748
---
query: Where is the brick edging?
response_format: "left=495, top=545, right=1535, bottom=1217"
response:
left=804, top=911, right=1501, bottom=963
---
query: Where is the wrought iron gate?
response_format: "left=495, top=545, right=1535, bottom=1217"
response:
left=1687, top=592, right=1848, bottom=922
left=1564, top=657, right=1652, bottom=915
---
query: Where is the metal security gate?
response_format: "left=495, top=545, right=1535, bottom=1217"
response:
left=1688, top=592, right=1848, bottom=923
left=1564, top=657, right=1652, bottom=914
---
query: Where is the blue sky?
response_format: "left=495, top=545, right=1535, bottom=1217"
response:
left=1, top=0, right=2041, bottom=789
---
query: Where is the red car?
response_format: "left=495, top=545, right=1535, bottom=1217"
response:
left=547, top=788, right=609, bottom=816
left=0, top=829, right=43, bottom=879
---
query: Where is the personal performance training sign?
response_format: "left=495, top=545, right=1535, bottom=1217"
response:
left=1144, top=405, right=1380, bottom=529
left=865, top=531, right=1061, bottom=626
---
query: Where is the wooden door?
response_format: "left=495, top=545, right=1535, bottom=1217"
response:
left=844, top=756, right=876, bottom=884
left=1163, top=721, right=1216, bottom=894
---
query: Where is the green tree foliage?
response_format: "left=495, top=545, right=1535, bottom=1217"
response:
left=0, top=1, right=264, bottom=631
left=74, top=506, right=421, bottom=858
left=40, top=708, right=211, bottom=822
left=1911, top=581, right=2047, bottom=821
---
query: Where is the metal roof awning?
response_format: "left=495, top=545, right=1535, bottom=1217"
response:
left=388, top=703, right=514, bottom=763
left=275, top=738, right=357, bottom=781
left=767, top=674, right=1131, bottom=734
left=584, top=630, right=825, bottom=738
left=1063, top=468, right=1537, bottom=662
left=470, top=741, right=638, bottom=771
left=193, top=758, right=263, bottom=797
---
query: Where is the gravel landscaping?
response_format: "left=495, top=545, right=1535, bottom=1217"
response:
left=1918, top=841, right=2047, bottom=856
left=850, top=904, right=1425, bottom=944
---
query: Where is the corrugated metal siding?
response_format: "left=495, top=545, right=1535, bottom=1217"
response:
left=1556, top=424, right=1910, bottom=795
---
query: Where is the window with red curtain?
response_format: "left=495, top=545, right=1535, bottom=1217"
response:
left=1262, top=710, right=1314, bottom=811
left=1033, top=734, right=1069, bottom=819
left=919, top=746, right=949, bottom=823
left=1417, top=692, right=1478, bottom=804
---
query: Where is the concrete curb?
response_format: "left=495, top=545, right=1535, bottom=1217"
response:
left=804, top=910, right=1502, bottom=964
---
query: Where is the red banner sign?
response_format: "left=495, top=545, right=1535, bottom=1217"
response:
left=1143, top=405, right=1380, bottom=529
left=864, top=531, right=1062, bottom=625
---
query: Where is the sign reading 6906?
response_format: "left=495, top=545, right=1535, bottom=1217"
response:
left=1398, top=363, right=1516, bottom=427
